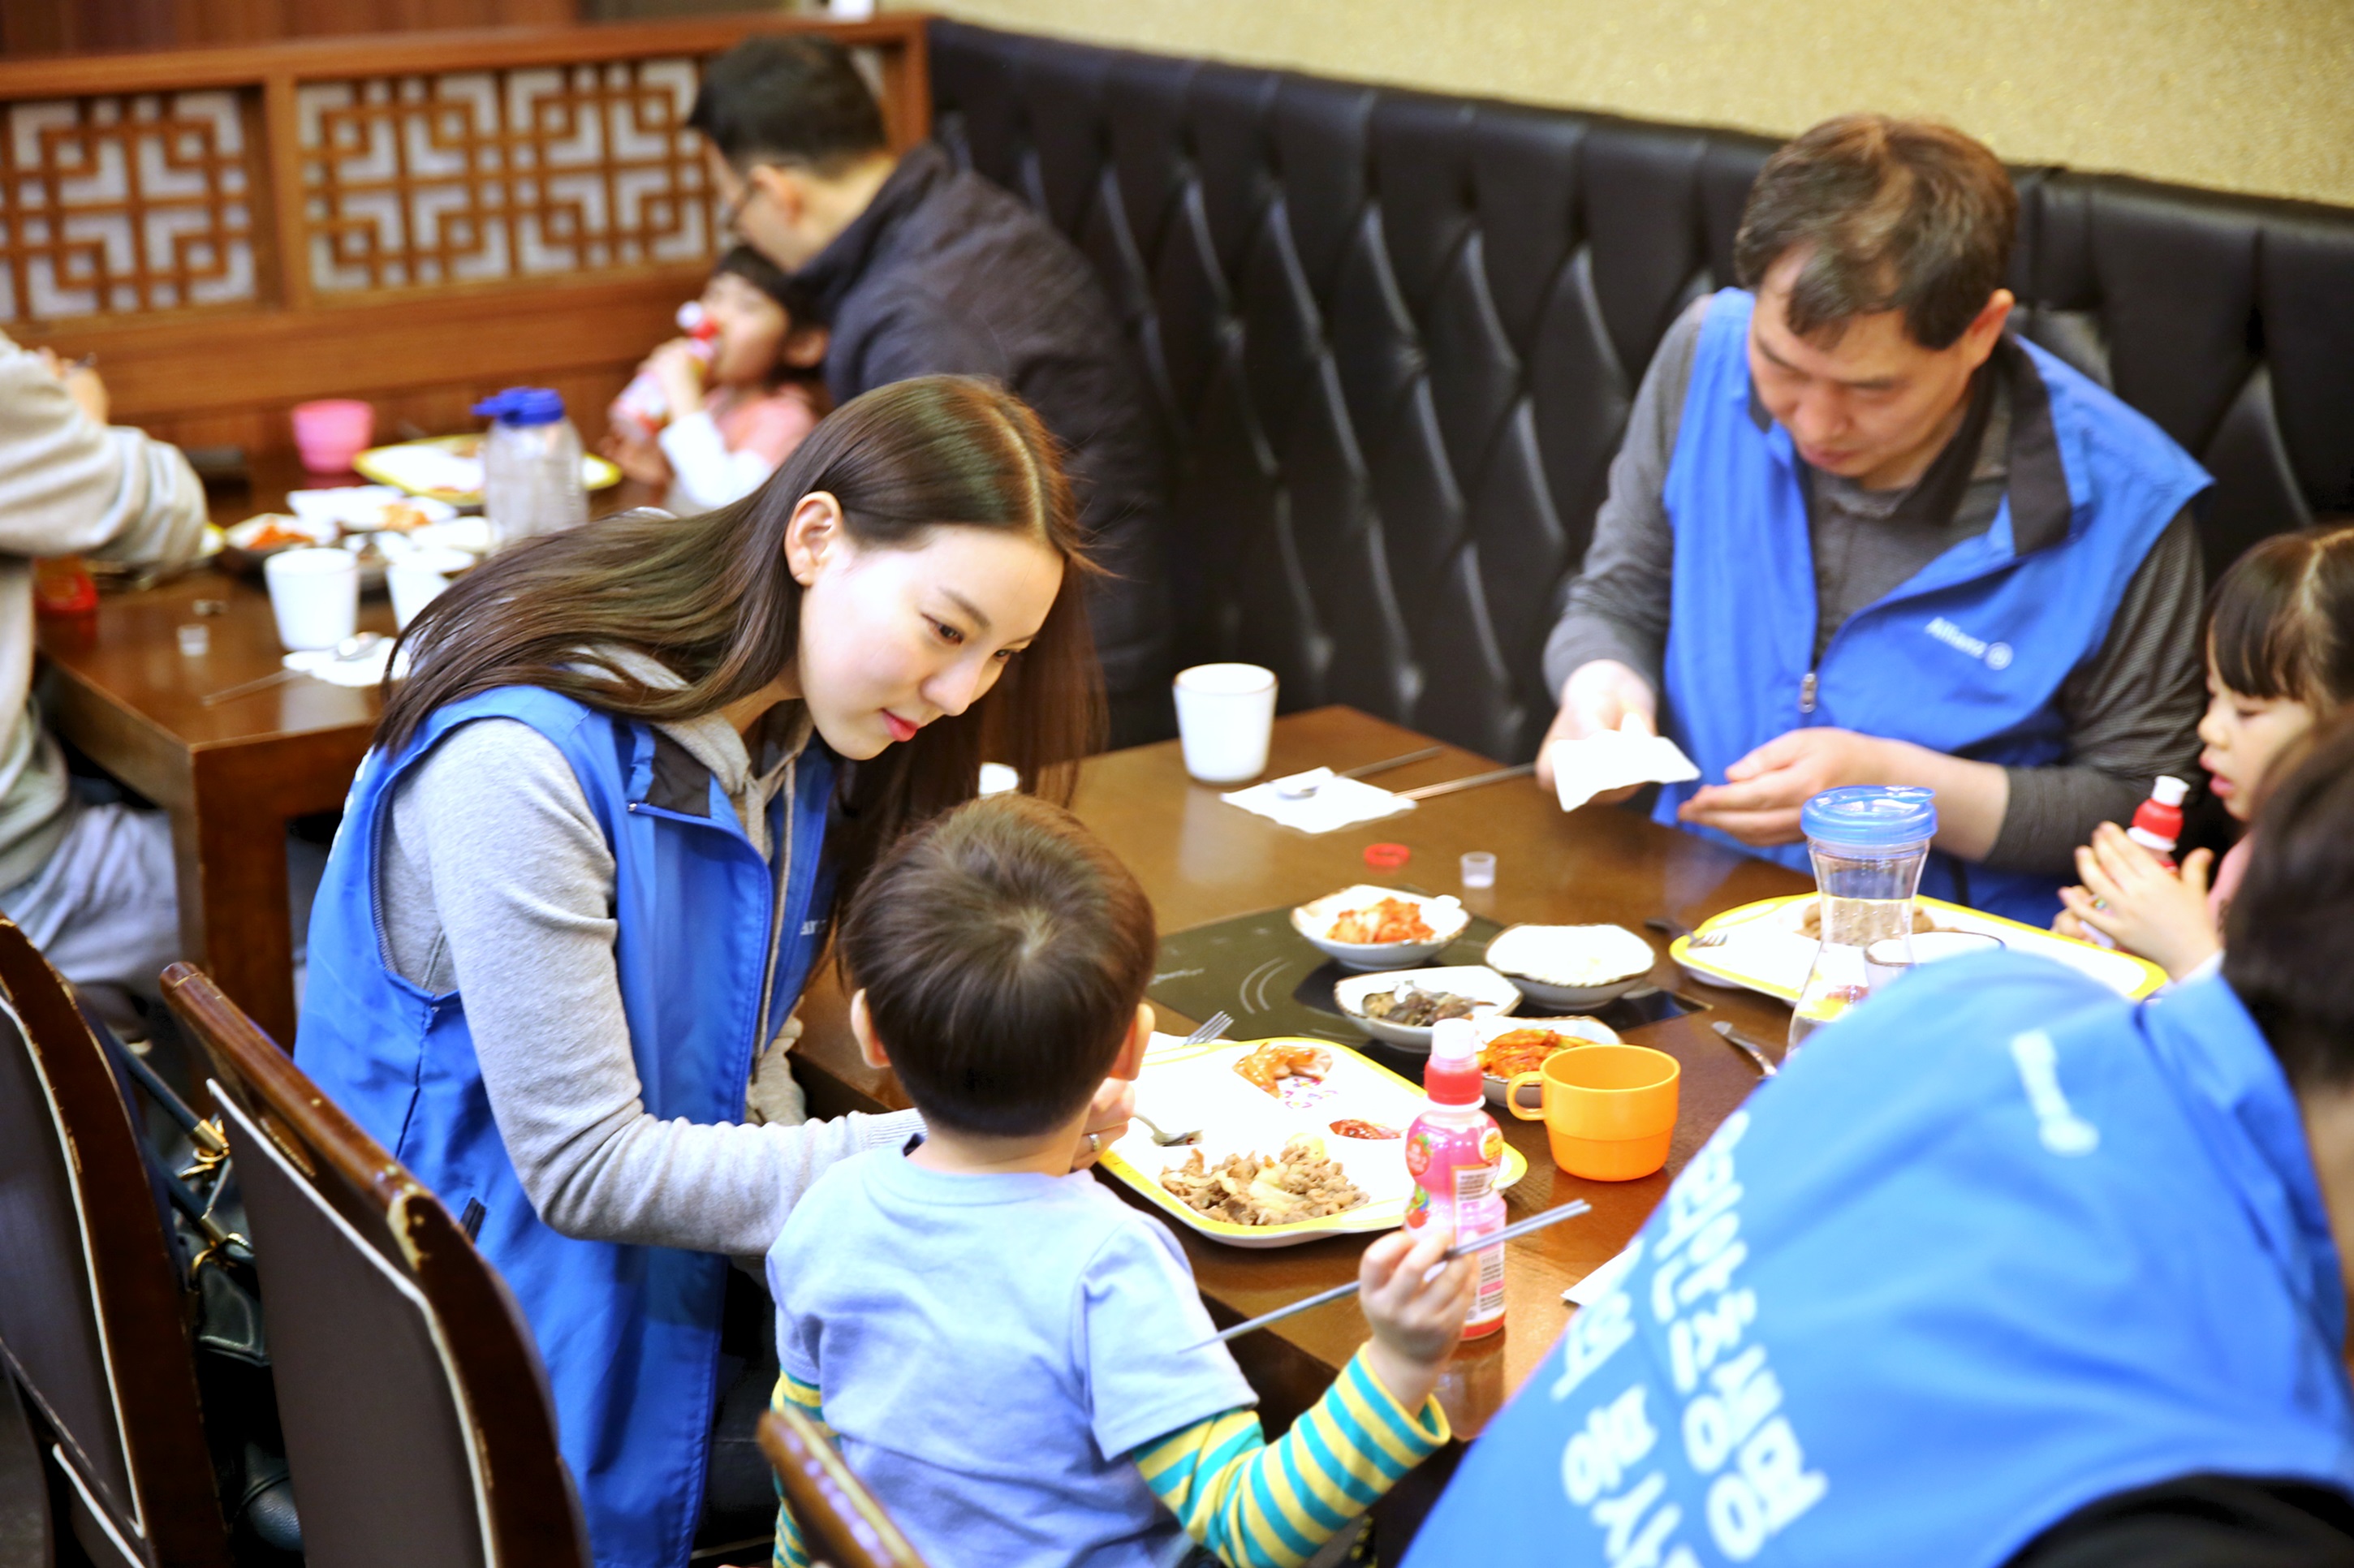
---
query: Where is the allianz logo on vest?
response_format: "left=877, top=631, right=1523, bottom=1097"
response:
left=1925, top=616, right=2015, bottom=671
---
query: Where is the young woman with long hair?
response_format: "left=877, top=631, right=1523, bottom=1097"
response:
left=293, top=376, right=1116, bottom=1568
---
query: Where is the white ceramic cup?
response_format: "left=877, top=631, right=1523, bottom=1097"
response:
left=386, top=546, right=478, bottom=631
left=1173, top=663, right=1278, bottom=784
left=263, top=546, right=360, bottom=652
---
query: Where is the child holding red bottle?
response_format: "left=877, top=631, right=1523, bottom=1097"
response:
left=2058, top=523, right=2353, bottom=977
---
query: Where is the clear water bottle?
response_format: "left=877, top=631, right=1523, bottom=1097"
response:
left=1789, top=786, right=1938, bottom=1054
left=473, top=387, right=586, bottom=547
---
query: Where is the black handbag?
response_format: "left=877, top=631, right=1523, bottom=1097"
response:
left=90, top=1004, right=303, bottom=1562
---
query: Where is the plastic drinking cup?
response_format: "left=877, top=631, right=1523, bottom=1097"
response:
left=1460, top=851, right=1497, bottom=890
left=263, top=547, right=360, bottom=651
left=1173, top=663, right=1278, bottom=784
left=386, top=546, right=476, bottom=631
left=291, top=399, right=374, bottom=474
left=1506, top=1043, right=1680, bottom=1181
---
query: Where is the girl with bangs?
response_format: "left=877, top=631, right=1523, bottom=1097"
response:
left=292, top=377, right=1128, bottom=1568
left=2059, top=522, right=2354, bottom=978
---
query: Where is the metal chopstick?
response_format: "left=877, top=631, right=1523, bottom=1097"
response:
left=1177, top=1200, right=1593, bottom=1351
left=1337, top=745, right=1443, bottom=782
left=1397, top=762, right=1537, bottom=801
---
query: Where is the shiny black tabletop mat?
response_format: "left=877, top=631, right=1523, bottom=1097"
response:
left=1149, top=903, right=1709, bottom=1048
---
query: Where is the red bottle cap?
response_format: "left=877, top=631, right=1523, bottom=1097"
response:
left=1364, top=842, right=1411, bottom=870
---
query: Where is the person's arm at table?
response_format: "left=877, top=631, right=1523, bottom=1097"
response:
left=1680, top=514, right=2205, bottom=862
left=1535, top=299, right=1704, bottom=792
left=0, top=337, right=205, bottom=568
left=392, top=720, right=926, bottom=1258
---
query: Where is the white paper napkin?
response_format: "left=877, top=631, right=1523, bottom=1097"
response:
left=1221, top=769, right=1416, bottom=834
left=282, top=642, right=398, bottom=687
left=1563, top=1241, right=1641, bottom=1307
left=1546, top=719, right=1701, bottom=812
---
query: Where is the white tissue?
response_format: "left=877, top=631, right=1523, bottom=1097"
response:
left=1221, top=769, right=1416, bottom=834
left=1546, top=718, right=1700, bottom=812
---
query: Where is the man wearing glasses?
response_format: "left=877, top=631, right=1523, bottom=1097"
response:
left=688, top=37, right=1174, bottom=747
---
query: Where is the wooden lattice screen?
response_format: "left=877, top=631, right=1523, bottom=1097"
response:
left=0, top=16, right=929, bottom=457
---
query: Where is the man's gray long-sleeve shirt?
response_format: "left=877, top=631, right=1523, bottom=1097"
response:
left=1544, top=299, right=2205, bottom=876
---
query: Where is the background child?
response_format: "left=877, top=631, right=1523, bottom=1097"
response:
left=767, top=794, right=1473, bottom=1568
left=603, top=245, right=829, bottom=515
left=2058, top=522, right=2354, bottom=976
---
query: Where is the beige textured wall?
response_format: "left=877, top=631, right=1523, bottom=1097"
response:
left=904, top=0, right=2354, bottom=209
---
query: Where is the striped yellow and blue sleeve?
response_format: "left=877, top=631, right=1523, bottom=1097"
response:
left=1132, top=1346, right=1450, bottom=1568
left=770, top=1370, right=830, bottom=1568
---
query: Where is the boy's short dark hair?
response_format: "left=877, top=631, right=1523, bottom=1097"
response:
left=711, top=243, right=818, bottom=325
left=1733, top=114, right=2018, bottom=351
left=2208, top=521, right=2354, bottom=712
left=688, top=36, right=887, bottom=174
left=838, top=795, right=1156, bottom=1138
left=2226, top=714, right=2354, bottom=1090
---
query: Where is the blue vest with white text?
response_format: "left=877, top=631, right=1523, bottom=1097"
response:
left=1656, top=291, right=2208, bottom=924
left=294, top=688, right=839, bottom=1568
left=1405, top=955, right=2354, bottom=1568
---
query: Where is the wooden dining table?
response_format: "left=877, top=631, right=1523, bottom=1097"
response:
left=34, top=450, right=649, bottom=1045
left=791, top=703, right=1812, bottom=1542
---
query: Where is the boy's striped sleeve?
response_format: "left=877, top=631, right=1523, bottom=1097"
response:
left=1131, top=1347, right=1450, bottom=1568
left=770, top=1371, right=830, bottom=1568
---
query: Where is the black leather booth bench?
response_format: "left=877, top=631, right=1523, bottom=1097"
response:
left=929, top=19, right=2354, bottom=763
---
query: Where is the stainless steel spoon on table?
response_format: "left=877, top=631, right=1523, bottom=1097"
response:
left=201, top=632, right=386, bottom=706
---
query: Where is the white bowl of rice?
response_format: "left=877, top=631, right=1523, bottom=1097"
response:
left=1482, top=923, right=1658, bottom=1010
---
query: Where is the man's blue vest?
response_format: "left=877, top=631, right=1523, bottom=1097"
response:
left=294, top=687, right=838, bottom=1568
left=1655, top=290, right=2209, bottom=924
left=1406, top=954, right=2354, bottom=1567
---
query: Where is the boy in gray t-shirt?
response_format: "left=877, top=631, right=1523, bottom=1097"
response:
left=766, top=795, right=1474, bottom=1568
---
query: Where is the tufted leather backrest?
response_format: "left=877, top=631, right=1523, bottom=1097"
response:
left=929, top=19, right=2354, bottom=762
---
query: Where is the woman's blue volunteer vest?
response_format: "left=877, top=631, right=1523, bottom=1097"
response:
left=1405, top=954, right=2354, bottom=1568
left=1656, top=291, right=2209, bottom=924
left=294, top=687, right=839, bottom=1568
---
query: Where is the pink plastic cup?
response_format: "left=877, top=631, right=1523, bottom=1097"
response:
left=291, top=399, right=374, bottom=474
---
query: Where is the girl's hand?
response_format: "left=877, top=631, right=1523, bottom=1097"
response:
left=1358, top=1226, right=1475, bottom=1411
left=1069, top=1077, right=1135, bottom=1172
left=649, top=338, right=707, bottom=420
left=2057, top=825, right=2220, bottom=980
left=599, top=425, right=670, bottom=489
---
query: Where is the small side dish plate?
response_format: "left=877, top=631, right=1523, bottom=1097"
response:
left=1099, top=1034, right=1527, bottom=1248
left=1468, top=1014, right=1621, bottom=1108
left=1332, top=964, right=1522, bottom=1050
left=1484, top=923, right=1658, bottom=1009
left=1291, top=885, right=1472, bottom=972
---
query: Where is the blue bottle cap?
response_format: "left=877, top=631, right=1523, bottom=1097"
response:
left=472, top=386, right=567, bottom=426
left=1800, top=785, right=1938, bottom=850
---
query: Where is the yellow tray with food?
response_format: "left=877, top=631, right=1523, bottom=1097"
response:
left=353, top=434, right=623, bottom=506
left=1101, top=1035, right=1528, bottom=1249
left=1668, top=894, right=2167, bottom=1003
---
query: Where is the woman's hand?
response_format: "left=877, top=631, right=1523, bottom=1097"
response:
left=649, top=338, right=708, bottom=422
left=2056, top=823, right=2220, bottom=979
left=1358, top=1226, right=1476, bottom=1411
left=1069, top=1076, right=1135, bottom=1172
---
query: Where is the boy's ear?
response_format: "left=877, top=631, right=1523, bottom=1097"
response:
left=849, top=989, right=891, bottom=1072
left=1107, top=1002, right=1154, bottom=1083
left=779, top=322, right=829, bottom=370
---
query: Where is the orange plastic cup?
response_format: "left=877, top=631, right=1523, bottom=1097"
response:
left=1506, top=1044, right=1680, bottom=1181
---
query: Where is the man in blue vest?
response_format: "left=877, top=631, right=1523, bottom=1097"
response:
left=1537, top=116, right=2207, bottom=924
left=1408, top=716, right=2354, bottom=1566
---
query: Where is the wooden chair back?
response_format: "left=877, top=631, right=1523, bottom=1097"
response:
left=756, top=1406, right=931, bottom=1568
left=0, top=918, right=231, bottom=1568
left=161, top=961, right=588, bottom=1568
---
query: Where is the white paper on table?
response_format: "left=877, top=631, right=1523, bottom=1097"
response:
left=1221, top=769, right=1415, bottom=834
left=286, top=485, right=408, bottom=526
left=1547, top=719, right=1701, bottom=812
left=282, top=641, right=401, bottom=687
left=1563, top=1241, right=1641, bottom=1307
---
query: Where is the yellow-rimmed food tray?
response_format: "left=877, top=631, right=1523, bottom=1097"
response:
left=1100, top=1035, right=1528, bottom=1249
left=353, top=434, right=622, bottom=506
left=1669, top=894, right=2168, bottom=1002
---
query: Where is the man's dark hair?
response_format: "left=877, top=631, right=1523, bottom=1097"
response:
left=2208, top=521, right=2354, bottom=712
left=1733, top=114, right=2018, bottom=351
left=688, top=35, right=887, bottom=173
left=838, top=795, right=1156, bottom=1139
left=2225, top=714, right=2354, bottom=1090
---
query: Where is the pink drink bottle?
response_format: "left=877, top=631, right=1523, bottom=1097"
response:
left=610, top=301, right=718, bottom=437
left=1404, top=1018, right=1507, bottom=1339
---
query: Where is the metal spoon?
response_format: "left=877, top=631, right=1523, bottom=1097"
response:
left=1132, top=1111, right=1202, bottom=1146
left=201, top=632, right=386, bottom=706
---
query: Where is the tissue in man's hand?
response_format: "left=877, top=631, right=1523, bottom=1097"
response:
left=1547, top=721, right=1700, bottom=811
